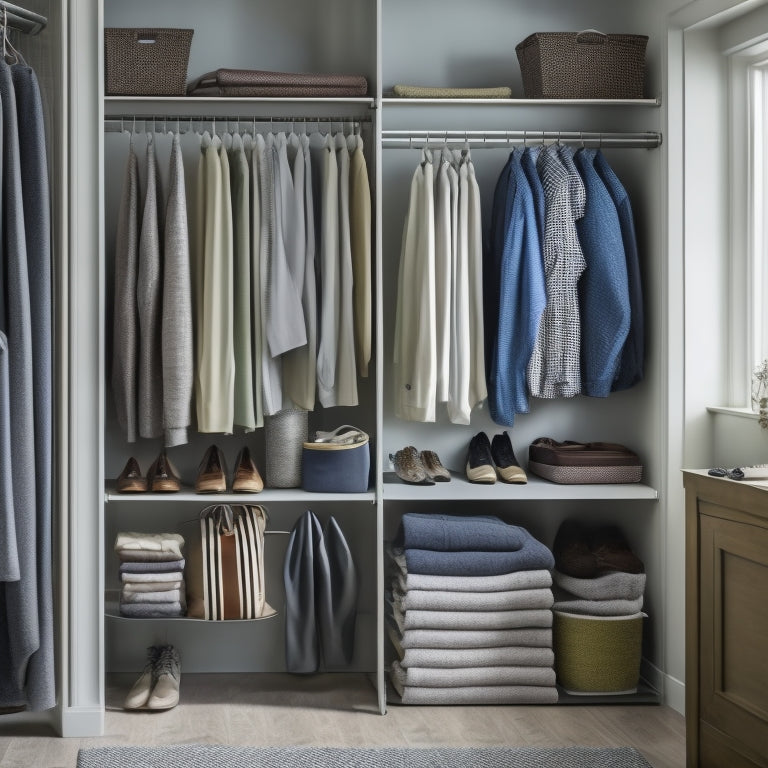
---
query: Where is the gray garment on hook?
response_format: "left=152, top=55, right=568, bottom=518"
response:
left=111, top=141, right=140, bottom=442
left=247, top=135, right=264, bottom=427
left=161, top=133, right=194, bottom=446
left=0, top=332, right=18, bottom=583
left=137, top=134, right=164, bottom=437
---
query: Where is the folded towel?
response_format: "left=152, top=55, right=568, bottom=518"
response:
left=120, top=588, right=182, bottom=604
left=388, top=620, right=552, bottom=651
left=119, top=601, right=184, bottom=618
left=551, top=586, right=644, bottom=617
left=118, top=550, right=186, bottom=563
left=393, top=539, right=554, bottom=577
left=187, top=68, right=368, bottom=96
left=395, top=514, right=528, bottom=552
left=114, top=532, right=184, bottom=559
left=121, top=580, right=183, bottom=594
left=392, top=85, right=512, bottom=99
left=392, top=639, right=555, bottom=670
left=121, top=570, right=183, bottom=583
left=552, top=569, right=646, bottom=601
left=392, top=660, right=555, bottom=688
left=392, top=586, right=554, bottom=612
left=119, top=559, right=185, bottom=574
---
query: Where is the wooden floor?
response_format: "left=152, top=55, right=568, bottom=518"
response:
left=0, top=674, right=686, bottom=768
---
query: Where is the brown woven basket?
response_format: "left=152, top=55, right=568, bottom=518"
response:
left=516, top=31, right=648, bottom=99
left=104, top=28, right=194, bottom=96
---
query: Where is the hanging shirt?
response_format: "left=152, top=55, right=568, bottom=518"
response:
left=246, top=134, right=264, bottom=428
left=573, top=147, right=631, bottom=397
left=527, top=144, right=586, bottom=399
left=593, top=150, right=644, bottom=391
left=394, top=148, right=436, bottom=422
left=434, top=149, right=452, bottom=404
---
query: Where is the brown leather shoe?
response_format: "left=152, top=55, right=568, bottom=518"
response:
left=146, top=450, right=181, bottom=493
left=232, top=446, right=263, bottom=493
left=116, top=457, right=147, bottom=493
left=420, top=450, right=451, bottom=482
left=196, top=444, right=227, bottom=493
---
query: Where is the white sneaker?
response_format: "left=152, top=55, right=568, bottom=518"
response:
left=123, top=646, right=160, bottom=710
left=147, top=645, right=180, bottom=710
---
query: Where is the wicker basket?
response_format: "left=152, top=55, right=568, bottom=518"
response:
left=516, top=31, right=648, bottom=99
left=104, top=28, right=194, bottom=96
left=553, top=610, right=645, bottom=694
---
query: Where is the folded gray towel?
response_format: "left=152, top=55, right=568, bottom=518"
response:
left=391, top=660, right=555, bottom=688
left=121, top=580, right=183, bottom=593
left=121, top=570, right=183, bottom=583
left=120, top=588, right=181, bottom=604
left=395, top=642, right=555, bottom=669
left=388, top=620, right=552, bottom=651
left=118, top=550, right=185, bottom=563
left=393, top=585, right=554, bottom=612
left=119, top=601, right=183, bottom=618
left=119, top=559, right=185, bottom=574
left=552, top=569, right=645, bottom=601
left=551, top=585, right=643, bottom=616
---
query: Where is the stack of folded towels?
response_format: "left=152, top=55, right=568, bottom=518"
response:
left=115, top=532, right=186, bottom=618
left=386, top=513, right=558, bottom=705
left=551, top=520, right=645, bottom=616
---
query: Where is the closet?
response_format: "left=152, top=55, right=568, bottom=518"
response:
left=89, top=0, right=666, bottom=728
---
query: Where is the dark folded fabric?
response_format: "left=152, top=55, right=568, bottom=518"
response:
left=187, top=69, right=368, bottom=97
left=554, top=520, right=644, bottom=578
left=119, top=559, right=185, bottom=574
left=395, top=514, right=527, bottom=553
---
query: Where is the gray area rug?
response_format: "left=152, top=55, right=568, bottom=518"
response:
left=77, top=745, right=654, bottom=768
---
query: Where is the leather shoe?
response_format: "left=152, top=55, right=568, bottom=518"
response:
left=116, top=457, right=147, bottom=493
left=196, top=444, right=227, bottom=493
left=491, top=431, right=527, bottom=484
left=146, top=450, right=181, bottom=493
left=391, top=446, right=434, bottom=485
left=420, top=450, right=451, bottom=482
left=232, top=446, right=264, bottom=493
left=466, top=432, right=496, bottom=484
left=124, top=645, right=160, bottom=710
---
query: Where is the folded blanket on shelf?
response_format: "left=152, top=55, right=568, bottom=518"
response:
left=392, top=85, right=512, bottom=98
left=114, top=532, right=184, bottom=559
left=552, top=569, right=646, bottom=601
left=121, top=580, right=183, bottom=594
left=119, top=602, right=184, bottom=618
left=118, top=550, right=186, bottom=563
left=387, top=597, right=553, bottom=632
left=119, top=559, right=186, bottom=574
left=186, top=68, right=368, bottom=97
left=120, top=588, right=182, bottom=604
left=388, top=620, right=552, bottom=651
left=551, top=587, right=644, bottom=617
left=391, top=660, right=555, bottom=688
left=395, top=514, right=528, bottom=552
left=392, top=539, right=554, bottom=577
left=392, top=586, right=554, bottom=612
left=121, top=570, right=183, bottom=583
left=390, top=638, right=555, bottom=670
left=389, top=674, right=559, bottom=705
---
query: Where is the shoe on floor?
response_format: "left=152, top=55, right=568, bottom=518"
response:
left=196, top=444, right=227, bottom=493
left=392, top=446, right=434, bottom=485
left=420, top=450, right=451, bottom=482
left=466, top=432, right=496, bottom=483
left=491, top=431, right=527, bottom=484
left=147, top=644, right=181, bottom=710
left=123, top=645, right=160, bottom=710
left=232, top=445, right=264, bottom=493
left=116, top=457, right=147, bottom=493
left=146, top=450, right=182, bottom=493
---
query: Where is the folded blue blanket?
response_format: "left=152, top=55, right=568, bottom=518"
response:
left=395, top=514, right=527, bottom=552
left=397, top=532, right=554, bottom=576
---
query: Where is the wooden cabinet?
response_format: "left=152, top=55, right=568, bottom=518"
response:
left=684, top=471, right=768, bottom=768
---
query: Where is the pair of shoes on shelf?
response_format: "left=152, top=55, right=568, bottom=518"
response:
left=391, top=446, right=451, bottom=485
left=466, top=431, right=527, bottom=484
left=124, top=644, right=181, bottom=711
left=553, top=519, right=645, bottom=578
left=196, top=444, right=263, bottom=494
left=116, top=451, right=181, bottom=493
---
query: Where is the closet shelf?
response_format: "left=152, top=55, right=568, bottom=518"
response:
left=382, top=97, right=661, bottom=107
left=104, top=483, right=376, bottom=504
left=104, top=601, right=279, bottom=623
left=382, top=473, right=658, bottom=502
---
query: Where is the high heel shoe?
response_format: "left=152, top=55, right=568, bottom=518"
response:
left=146, top=450, right=181, bottom=492
left=195, top=444, right=227, bottom=493
left=115, top=457, right=147, bottom=493
left=232, top=446, right=264, bottom=493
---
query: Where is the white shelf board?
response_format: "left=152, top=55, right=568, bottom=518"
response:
left=104, top=483, right=376, bottom=504
left=104, top=600, right=279, bottom=623
left=104, top=96, right=376, bottom=115
left=382, top=97, right=661, bottom=107
left=382, top=472, right=658, bottom=501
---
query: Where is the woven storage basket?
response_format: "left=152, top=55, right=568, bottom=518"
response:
left=553, top=610, right=645, bottom=694
left=515, top=31, right=648, bottom=99
left=104, top=28, right=193, bottom=96
left=265, top=409, right=308, bottom=488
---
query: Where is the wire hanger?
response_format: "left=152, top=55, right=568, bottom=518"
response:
left=1, top=6, right=21, bottom=64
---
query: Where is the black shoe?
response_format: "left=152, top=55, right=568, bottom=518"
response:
left=491, top=431, right=527, bottom=484
left=465, top=432, right=496, bottom=484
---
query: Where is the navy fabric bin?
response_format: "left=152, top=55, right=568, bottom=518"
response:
left=302, top=439, right=370, bottom=493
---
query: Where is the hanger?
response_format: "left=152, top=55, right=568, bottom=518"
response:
left=0, top=6, right=21, bottom=64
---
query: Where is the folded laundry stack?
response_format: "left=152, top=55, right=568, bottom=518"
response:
left=115, top=532, right=186, bottom=618
left=386, top=513, right=558, bottom=704
left=187, top=68, right=368, bottom=97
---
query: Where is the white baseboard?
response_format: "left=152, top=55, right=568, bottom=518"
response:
left=663, top=673, right=686, bottom=715
left=60, top=707, right=104, bottom=738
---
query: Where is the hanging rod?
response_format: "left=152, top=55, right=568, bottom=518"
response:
left=0, top=1, right=47, bottom=35
left=104, top=114, right=371, bottom=135
left=381, top=129, right=662, bottom=149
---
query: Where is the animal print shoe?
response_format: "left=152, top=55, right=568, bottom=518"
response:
left=391, top=446, right=434, bottom=485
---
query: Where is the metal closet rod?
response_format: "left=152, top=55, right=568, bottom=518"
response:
left=103, top=115, right=371, bottom=134
left=0, top=1, right=47, bottom=35
left=381, top=129, right=662, bottom=149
